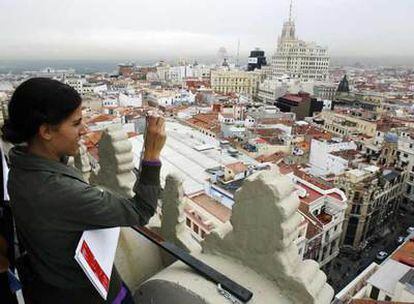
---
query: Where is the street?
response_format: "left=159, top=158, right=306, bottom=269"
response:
left=325, top=208, right=414, bottom=293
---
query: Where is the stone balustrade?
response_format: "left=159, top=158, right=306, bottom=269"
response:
left=75, top=124, right=334, bottom=304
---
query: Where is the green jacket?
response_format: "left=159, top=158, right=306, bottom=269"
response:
left=8, top=147, right=161, bottom=303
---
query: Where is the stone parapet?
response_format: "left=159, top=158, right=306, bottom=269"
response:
left=80, top=124, right=334, bottom=303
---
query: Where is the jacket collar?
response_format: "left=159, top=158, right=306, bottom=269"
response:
left=9, top=146, right=86, bottom=183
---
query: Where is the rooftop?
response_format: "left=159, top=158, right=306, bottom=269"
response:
left=256, top=152, right=285, bottom=164
left=330, top=149, right=361, bottom=161
left=280, top=93, right=311, bottom=104
left=225, top=162, right=248, bottom=174
left=189, top=192, right=231, bottom=223
left=391, top=238, right=414, bottom=267
left=87, top=114, right=116, bottom=124
left=129, top=121, right=258, bottom=195
left=367, top=259, right=411, bottom=296
left=186, top=112, right=220, bottom=133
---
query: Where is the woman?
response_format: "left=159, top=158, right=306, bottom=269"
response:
left=2, top=77, right=166, bottom=303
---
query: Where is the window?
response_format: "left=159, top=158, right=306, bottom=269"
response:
left=186, top=218, right=191, bottom=227
left=351, top=204, right=361, bottom=215
left=193, top=224, right=199, bottom=234
left=344, top=216, right=358, bottom=246
left=370, top=286, right=380, bottom=300
left=385, top=295, right=391, bottom=301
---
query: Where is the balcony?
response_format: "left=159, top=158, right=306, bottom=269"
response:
left=316, top=212, right=333, bottom=225
left=75, top=124, right=334, bottom=304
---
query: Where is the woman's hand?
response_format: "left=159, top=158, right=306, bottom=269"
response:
left=143, top=114, right=166, bottom=161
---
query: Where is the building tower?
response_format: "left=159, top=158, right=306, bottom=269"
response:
left=269, top=0, right=330, bottom=81
left=279, top=0, right=296, bottom=45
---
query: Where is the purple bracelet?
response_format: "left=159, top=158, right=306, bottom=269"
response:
left=142, top=160, right=161, bottom=166
left=112, top=285, right=127, bottom=304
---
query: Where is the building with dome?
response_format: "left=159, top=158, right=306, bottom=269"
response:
left=337, top=75, right=350, bottom=94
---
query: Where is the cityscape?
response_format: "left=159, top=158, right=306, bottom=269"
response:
left=1, top=0, right=414, bottom=303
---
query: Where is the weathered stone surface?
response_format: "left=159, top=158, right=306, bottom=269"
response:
left=94, top=126, right=334, bottom=303
left=90, top=124, right=135, bottom=197
left=73, top=140, right=92, bottom=181
left=135, top=255, right=292, bottom=304
left=160, top=174, right=201, bottom=254
left=201, top=168, right=334, bottom=304
left=91, top=124, right=163, bottom=290
left=114, top=228, right=164, bottom=292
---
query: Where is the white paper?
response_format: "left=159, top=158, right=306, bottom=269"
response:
left=0, top=140, right=9, bottom=201
left=74, top=227, right=120, bottom=300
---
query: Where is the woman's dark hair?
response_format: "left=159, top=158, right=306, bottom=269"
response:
left=1, top=77, right=82, bottom=144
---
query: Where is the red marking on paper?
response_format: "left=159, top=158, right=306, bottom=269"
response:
left=80, top=241, right=109, bottom=291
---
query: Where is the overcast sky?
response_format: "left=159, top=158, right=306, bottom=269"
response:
left=1, top=0, right=413, bottom=61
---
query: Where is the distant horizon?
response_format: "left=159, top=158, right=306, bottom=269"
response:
left=0, top=55, right=413, bottom=75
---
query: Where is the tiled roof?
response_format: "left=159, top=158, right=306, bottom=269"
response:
left=391, top=238, right=414, bottom=267
left=296, top=181, right=323, bottom=205
left=83, top=131, right=103, bottom=148
left=255, top=152, right=285, bottom=164
left=255, top=128, right=284, bottom=137
left=281, top=94, right=303, bottom=103
left=330, top=149, right=360, bottom=160
left=87, top=114, right=116, bottom=124
left=294, top=125, right=332, bottom=140
left=226, top=162, right=248, bottom=174
left=293, top=169, right=333, bottom=191
left=186, top=112, right=220, bottom=133
left=190, top=193, right=231, bottom=223
left=253, top=137, right=268, bottom=144
left=257, top=118, right=294, bottom=126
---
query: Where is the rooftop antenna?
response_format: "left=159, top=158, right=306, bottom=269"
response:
left=289, top=0, right=294, bottom=22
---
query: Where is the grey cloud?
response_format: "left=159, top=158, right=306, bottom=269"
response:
left=0, top=0, right=413, bottom=60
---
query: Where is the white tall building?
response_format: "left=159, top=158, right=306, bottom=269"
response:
left=269, top=1, right=330, bottom=81
left=309, top=138, right=358, bottom=177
